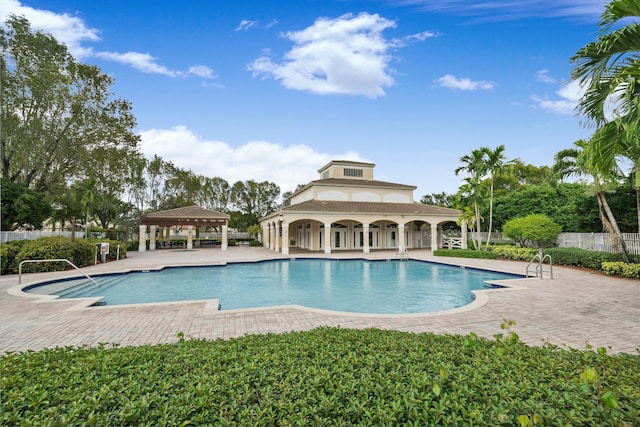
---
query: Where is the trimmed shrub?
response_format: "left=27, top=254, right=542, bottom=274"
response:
left=503, top=214, right=562, bottom=248
left=86, top=239, right=127, bottom=260
left=16, top=237, right=96, bottom=273
left=491, top=245, right=537, bottom=261
left=0, top=240, right=28, bottom=275
left=248, top=240, right=263, bottom=247
left=1, top=327, right=638, bottom=426
left=602, top=262, right=640, bottom=278
left=433, top=249, right=498, bottom=259
left=544, top=247, right=632, bottom=271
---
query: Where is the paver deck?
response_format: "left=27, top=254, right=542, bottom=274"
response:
left=1, top=247, right=638, bottom=354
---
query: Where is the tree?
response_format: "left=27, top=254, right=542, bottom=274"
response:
left=0, top=15, right=139, bottom=194
left=490, top=183, right=602, bottom=233
left=571, top=0, right=640, bottom=231
left=0, top=178, right=51, bottom=230
left=480, top=145, right=513, bottom=250
left=230, top=180, right=280, bottom=222
left=503, top=214, right=562, bottom=251
left=420, top=192, right=455, bottom=208
left=454, top=148, right=486, bottom=250
left=552, top=139, right=631, bottom=262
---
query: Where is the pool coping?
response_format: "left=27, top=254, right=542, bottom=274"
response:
left=9, top=258, right=534, bottom=317
left=3, top=247, right=638, bottom=355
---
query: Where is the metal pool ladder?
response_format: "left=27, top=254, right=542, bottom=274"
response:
left=18, top=259, right=100, bottom=286
left=526, top=252, right=553, bottom=279
left=397, top=246, right=409, bottom=261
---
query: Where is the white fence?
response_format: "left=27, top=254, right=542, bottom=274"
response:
left=557, top=233, right=640, bottom=256
left=2, top=230, right=639, bottom=255
left=1, top=231, right=85, bottom=243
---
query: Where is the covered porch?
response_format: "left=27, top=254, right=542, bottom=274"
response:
left=138, top=206, right=230, bottom=252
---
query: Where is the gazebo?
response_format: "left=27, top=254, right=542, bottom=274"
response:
left=138, top=206, right=230, bottom=252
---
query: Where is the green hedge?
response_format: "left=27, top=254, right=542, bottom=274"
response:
left=86, top=238, right=127, bottom=261
left=544, top=248, right=635, bottom=271
left=15, top=237, right=96, bottom=273
left=602, top=262, right=640, bottom=278
left=1, top=327, right=638, bottom=426
left=2, top=236, right=128, bottom=274
left=490, top=245, right=538, bottom=261
left=433, top=249, right=498, bottom=259
left=0, top=240, right=29, bottom=275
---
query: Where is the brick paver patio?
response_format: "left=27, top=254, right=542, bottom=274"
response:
left=1, top=247, right=638, bottom=354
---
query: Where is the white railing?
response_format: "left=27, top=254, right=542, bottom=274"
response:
left=1, top=231, right=85, bottom=243
left=556, top=233, right=640, bottom=256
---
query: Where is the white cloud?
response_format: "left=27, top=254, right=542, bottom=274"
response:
left=94, top=51, right=177, bottom=76
left=235, top=20, right=258, bottom=31
left=436, top=74, right=495, bottom=91
left=405, top=30, right=440, bottom=42
left=235, top=19, right=278, bottom=31
left=390, top=0, right=605, bottom=22
left=138, top=126, right=369, bottom=192
left=248, top=12, right=402, bottom=98
left=535, top=69, right=558, bottom=84
left=0, top=0, right=99, bottom=58
left=1, top=0, right=216, bottom=79
left=532, top=79, right=585, bottom=115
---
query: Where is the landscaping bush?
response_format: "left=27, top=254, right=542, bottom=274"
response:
left=86, top=238, right=127, bottom=260
left=490, top=245, right=537, bottom=261
left=602, top=262, right=640, bottom=278
left=544, top=247, right=634, bottom=271
left=15, top=236, right=96, bottom=273
left=248, top=240, right=263, bottom=247
left=1, top=327, right=638, bottom=426
left=433, top=249, right=497, bottom=259
left=0, top=240, right=28, bottom=275
left=126, top=240, right=140, bottom=252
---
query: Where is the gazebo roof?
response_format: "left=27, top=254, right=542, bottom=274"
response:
left=141, top=205, right=230, bottom=227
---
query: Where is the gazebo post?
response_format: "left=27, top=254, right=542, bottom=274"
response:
left=149, top=225, right=157, bottom=251
left=221, top=225, right=228, bottom=250
left=138, top=225, right=147, bottom=252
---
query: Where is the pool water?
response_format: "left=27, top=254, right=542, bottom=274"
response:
left=26, top=259, right=517, bottom=314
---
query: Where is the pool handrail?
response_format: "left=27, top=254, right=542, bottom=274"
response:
left=18, top=259, right=101, bottom=286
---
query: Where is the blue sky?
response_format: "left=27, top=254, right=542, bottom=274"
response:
left=2, top=0, right=607, bottom=198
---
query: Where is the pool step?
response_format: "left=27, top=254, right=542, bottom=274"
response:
left=55, top=276, right=125, bottom=299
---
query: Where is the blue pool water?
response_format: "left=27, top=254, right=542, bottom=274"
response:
left=26, top=259, right=518, bottom=314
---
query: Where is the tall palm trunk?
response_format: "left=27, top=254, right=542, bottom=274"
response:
left=597, top=192, right=631, bottom=263
left=485, top=180, right=494, bottom=251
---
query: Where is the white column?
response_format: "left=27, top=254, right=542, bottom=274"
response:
left=324, top=223, right=332, bottom=254
left=149, top=225, right=157, bottom=251
left=398, top=224, right=405, bottom=250
left=281, top=222, right=289, bottom=255
left=461, top=220, right=468, bottom=249
left=221, top=224, right=228, bottom=250
left=274, top=223, right=280, bottom=252
left=363, top=223, right=370, bottom=254
left=269, top=224, right=275, bottom=250
left=186, top=225, right=193, bottom=250
left=431, top=223, right=439, bottom=251
left=138, top=225, right=147, bottom=252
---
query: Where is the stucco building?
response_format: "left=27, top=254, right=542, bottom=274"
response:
left=260, top=160, right=466, bottom=255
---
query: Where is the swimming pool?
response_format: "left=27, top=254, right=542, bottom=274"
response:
left=25, top=259, right=519, bottom=314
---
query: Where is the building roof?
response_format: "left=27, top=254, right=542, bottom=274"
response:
left=290, top=178, right=416, bottom=199
left=317, top=159, right=376, bottom=173
left=282, top=200, right=460, bottom=216
left=141, top=205, right=230, bottom=226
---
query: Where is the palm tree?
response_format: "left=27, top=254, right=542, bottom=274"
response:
left=480, top=145, right=513, bottom=250
left=571, top=0, right=640, bottom=231
left=455, top=148, right=487, bottom=250
left=552, top=139, right=630, bottom=262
